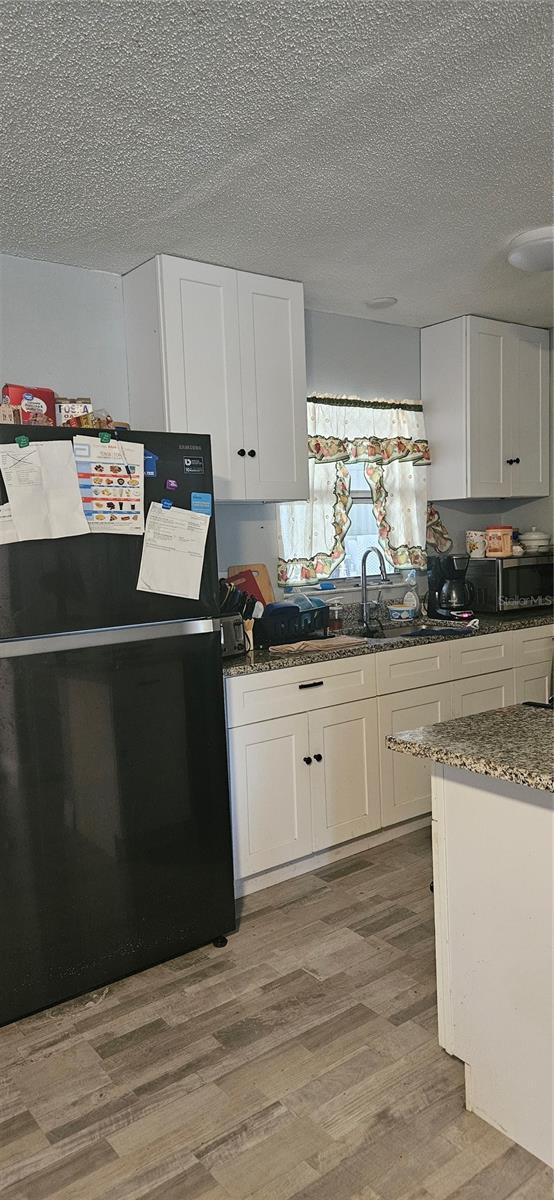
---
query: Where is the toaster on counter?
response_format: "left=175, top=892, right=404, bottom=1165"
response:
left=254, top=594, right=329, bottom=647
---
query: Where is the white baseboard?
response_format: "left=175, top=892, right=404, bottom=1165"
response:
left=234, top=814, right=431, bottom=897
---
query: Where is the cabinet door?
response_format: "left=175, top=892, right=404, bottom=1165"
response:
left=511, top=327, right=549, bottom=497
left=160, top=256, right=246, bottom=500
left=237, top=272, right=308, bottom=501
left=308, top=700, right=381, bottom=851
left=467, top=317, right=515, bottom=497
left=451, top=670, right=515, bottom=718
left=228, top=714, right=312, bottom=878
left=379, top=684, right=452, bottom=826
left=514, top=662, right=552, bottom=704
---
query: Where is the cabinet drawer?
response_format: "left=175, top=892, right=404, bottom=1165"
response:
left=449, top=632, right=513, bottom=679
left=451, top=670, right=515, bottom=718
left=512, top=625, right=554, bottom=668
left=514, top=662, right=552, bottom=704
left=375, top=641, right=451, bottom=695
left=225, top=655, right=377, bottom=727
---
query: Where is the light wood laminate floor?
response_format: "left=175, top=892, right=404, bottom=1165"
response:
left=0, top=827, right=551, bottom=1200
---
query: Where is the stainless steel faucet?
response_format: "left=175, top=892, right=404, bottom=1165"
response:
left=361, top=546, right=389, bottom=627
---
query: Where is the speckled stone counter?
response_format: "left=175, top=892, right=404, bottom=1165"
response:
left=386, top=704, right=554, bottom=792
left=222, top=610, right=553, bottom=678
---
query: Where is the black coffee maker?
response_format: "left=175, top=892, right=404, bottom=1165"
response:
left=427, top=555, right=474, bottom=619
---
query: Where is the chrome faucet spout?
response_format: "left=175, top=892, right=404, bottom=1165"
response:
left=361, top=547, right=390, bottom=627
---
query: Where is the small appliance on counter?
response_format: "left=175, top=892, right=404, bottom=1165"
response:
left=220, top=614, right=247, bottom=659
left=427, top=555, right=474, bottom=620
left=466, top=552, right=553, bottom=612
left=218, top=577, right=262, bottom=658
left=254, top=593, right=329, bottom=647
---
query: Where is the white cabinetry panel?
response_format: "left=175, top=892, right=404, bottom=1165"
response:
left=514, top=662, right=552, bottom=704
left=422, top=315, right=549, bottom=500
left=228, top=714, right=312, bottom=877
left=226, top=655, right=376, bottom=728
left=376, top=641, right=450, bottom=695
left=379, top=683, right=452, bottom=826
left=309, top=700, right=380, bottom=850
left=467, top=317, right=514, bottom=498
left=511, top=327, right=549, bottom=496
left=124, top=254, right=308, bottom=502
left=449, top=632, right=513, bottom=679
left=160, top=257, right=245, bottom=500
left=238, top=272, right=308, bottom=501
left=451, top=670, right=515, bottom=718
left=513, top=624, right=554, bottom=667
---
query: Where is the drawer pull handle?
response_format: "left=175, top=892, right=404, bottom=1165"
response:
left=313, top=753, right=323, bottom=762
left=303, top=756, right=312, bottom=765
left=299, top=680, right=324, bottom=690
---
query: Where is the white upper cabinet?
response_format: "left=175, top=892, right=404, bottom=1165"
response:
left=237, top=272, right=308, bottom=501
left=123, top=255, right=308, bottom=502
left=421, top=316, right=549, bottom=500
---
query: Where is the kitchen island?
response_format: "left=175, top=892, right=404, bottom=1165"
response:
left=388, top=705, right=554, bottom=1168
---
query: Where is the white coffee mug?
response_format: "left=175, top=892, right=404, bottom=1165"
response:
left=466, top=530, right=487, bottom=557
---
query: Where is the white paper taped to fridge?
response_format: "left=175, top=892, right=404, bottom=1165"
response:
left=0, top=504, right=18, bottom=544
left=137, top=503, right=210, bottom=600
left=0, top=442, right=90, bottom=540
left=73, top=435, right=144, bottom=534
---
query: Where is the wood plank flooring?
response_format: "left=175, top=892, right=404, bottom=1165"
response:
left=1, top=827, right=551, bottom=1199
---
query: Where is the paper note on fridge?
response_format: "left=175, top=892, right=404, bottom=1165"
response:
left=0, top=504, right=18, bottom=544
left=137, top=503, right=210, bottom=600
left=73, top=435, right=144, bottom=534
left=0, top=442, right=90, bottom=541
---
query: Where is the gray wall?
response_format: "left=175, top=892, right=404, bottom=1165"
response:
left=216, top=310, right=422, bottom=585
left=0, top=254, right=129, bottom=420
left=304, top=310, right=420, bottom=400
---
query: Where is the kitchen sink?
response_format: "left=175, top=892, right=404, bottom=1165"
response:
left=361, top=623, right=476, bottom=644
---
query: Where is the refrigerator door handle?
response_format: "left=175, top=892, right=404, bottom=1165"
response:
left=0, top=618, right=220, bottom=658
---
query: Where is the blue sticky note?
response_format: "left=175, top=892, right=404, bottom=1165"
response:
left=191, top=492, right=212, bottom=517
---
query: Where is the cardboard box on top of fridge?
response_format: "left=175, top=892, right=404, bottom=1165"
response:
left=0, top=404, right=20, bottom=423
left=2, top=384, right=56, bottom=426
left=55, top=399, right=93, bottom=426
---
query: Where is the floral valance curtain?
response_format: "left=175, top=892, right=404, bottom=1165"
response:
left=277, top=395, right=431, bottom=587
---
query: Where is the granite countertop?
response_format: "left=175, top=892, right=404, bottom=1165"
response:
left=222, top=610, right=554, bottom=678
left=386, top=704, right=554, bottom=792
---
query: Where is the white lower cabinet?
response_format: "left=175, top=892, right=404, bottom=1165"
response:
left=309, top=700, right=381, bottom=851
left=514, top=662, right=552, bottom=704
left=378, top=683, right=453, bottom=826
left=227, top=628, right=548, bottom=880
left=228, top=714, right=312, bottom=878
left=451, top=669, right=515, bottom=717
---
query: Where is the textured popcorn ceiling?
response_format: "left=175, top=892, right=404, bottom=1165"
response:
left=1, top=0, right=552, bottom=327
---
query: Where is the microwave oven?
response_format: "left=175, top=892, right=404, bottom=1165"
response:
left=466, top=553, right=553, bottom=612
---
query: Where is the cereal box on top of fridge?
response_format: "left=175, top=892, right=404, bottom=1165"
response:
left=2, top=384, right=56, bottom=425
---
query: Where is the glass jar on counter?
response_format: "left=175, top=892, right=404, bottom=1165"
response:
left=328, top=601, right=343, bottom=633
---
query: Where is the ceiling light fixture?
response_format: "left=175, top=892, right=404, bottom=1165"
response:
left=365, top=296, right=398, bottom=309
left=507, top=226, right=554, bottom=272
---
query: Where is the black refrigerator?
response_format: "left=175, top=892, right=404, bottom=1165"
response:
left=0, top=427, right=236, bottom=1026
